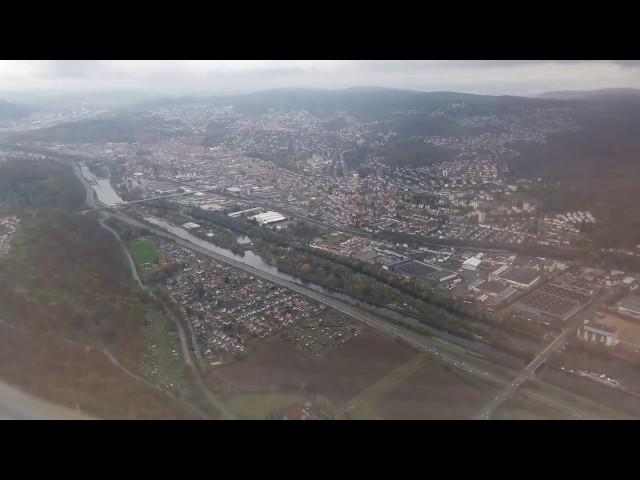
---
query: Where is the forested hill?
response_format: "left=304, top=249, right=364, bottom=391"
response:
left=539, top=88, right=640, bottom=101
left=206, top=87, right=566, bottom=119
left=507, top=97, right=640, bottom=248
left=6, top=114, right=191, bottom=144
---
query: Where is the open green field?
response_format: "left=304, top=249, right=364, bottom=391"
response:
left=129, top=239, right=161, bottom=266
left=142, top=307, right=189, bottom=393
left=222, top=392, right=304, bottom=419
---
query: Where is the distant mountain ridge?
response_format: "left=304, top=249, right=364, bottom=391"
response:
left=131, top=87, right=566, bottom=121
left=0, top=100, right=32, bottom=121
left=539, top=88, right=640, bottom=100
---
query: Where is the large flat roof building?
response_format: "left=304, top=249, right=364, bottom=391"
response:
left=496, top=267, right=540, bottom=289
left=251, top=211, right=287, bottom=226
left=578, top=322, right=620, bottom=347
left=472, top=280, right=517, bottom=304
left=462, top=256, right=482, bottom=271
left=617, top=295, right=640, bottom=319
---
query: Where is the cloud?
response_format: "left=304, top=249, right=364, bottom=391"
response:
left=0, top=60, right=639, bottom=98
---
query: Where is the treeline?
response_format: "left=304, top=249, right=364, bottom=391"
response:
left=259, top=242, right=480, bottom=334
left=342, top=141, right=452, bottom=171
left=294, top=244, right=481, bottom=322
left=379, top=141, right=452, bottom=169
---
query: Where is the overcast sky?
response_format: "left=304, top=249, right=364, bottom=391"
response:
left=1, top=60, right=639, bottom=99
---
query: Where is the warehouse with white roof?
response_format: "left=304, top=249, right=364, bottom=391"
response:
left=251, top=211, right=287, bottom=226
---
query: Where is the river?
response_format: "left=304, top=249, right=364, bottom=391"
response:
left=144, top=216, right=351, bottom=298
left=141, top=215, right=502, bottom=356
left=78, top=164, right=124, bottom=206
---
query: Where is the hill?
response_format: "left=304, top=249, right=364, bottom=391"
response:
left=214, top=87, right=563, bottom=119
left=539, top=88, right=640, bottom=101
left=134, top=87, right=565, bottom=121
left=0, top=100, right=32, bottom=121
left=508, top=98, right=640, bottom=248
left=6, top=114, right=191, bottom=144
left=0, top=158, right=86, bottom=215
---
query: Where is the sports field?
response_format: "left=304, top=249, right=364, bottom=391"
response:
left=129, top=238, right=161, bottom=266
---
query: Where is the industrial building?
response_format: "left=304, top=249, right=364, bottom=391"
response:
left=494, top=266, right=540, bottom=290
left=462, top=255, right=482, bottom=271
left=577, top=322, right=620, bottom=348
left=472, top=280, right=517, bottom=304
left=228, top=207, right=263, bottom=218
left=182, top=222, right=201, bottom=230
left=199, top=202, right=225, bottom=212
left=392, top=259, right=457, bottom=284
left=251, top=211, right=287, bottom=226
left=616, top=295, right=640, bottom=319
left=514, top=277, right=596, bottom=322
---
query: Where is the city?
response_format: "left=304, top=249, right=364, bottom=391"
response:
left=2, top=60, right=640, bottom=420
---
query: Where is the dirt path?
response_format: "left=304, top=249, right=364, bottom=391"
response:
left=337, top=353, right=426, bottom=419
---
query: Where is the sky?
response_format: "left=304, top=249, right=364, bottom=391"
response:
left=1, top=60, right=640, bottom=100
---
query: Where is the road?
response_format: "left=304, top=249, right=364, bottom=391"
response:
left=474, top=330, right=570, bottom=419
left=474, top=288, right=610, bottom=419
left=99, top=217, right=143, bottom=286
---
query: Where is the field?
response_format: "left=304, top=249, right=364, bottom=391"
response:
left=221, top=392, right=305, bottom=419
left=209, top=324, right=506, bottom=419
left=209, top=327, right=415, bottom=412
left=129, top=238, right=161, bottom=266
left=142, top=307, right=189, bottom=392
left=370, top=358, right=498, bottom=419
left=492, top=390, right=574, bottom=420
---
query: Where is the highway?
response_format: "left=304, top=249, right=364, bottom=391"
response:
left=474, top=289, right=610, bottom=419
left=474, top=330, right=570, bottom=420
